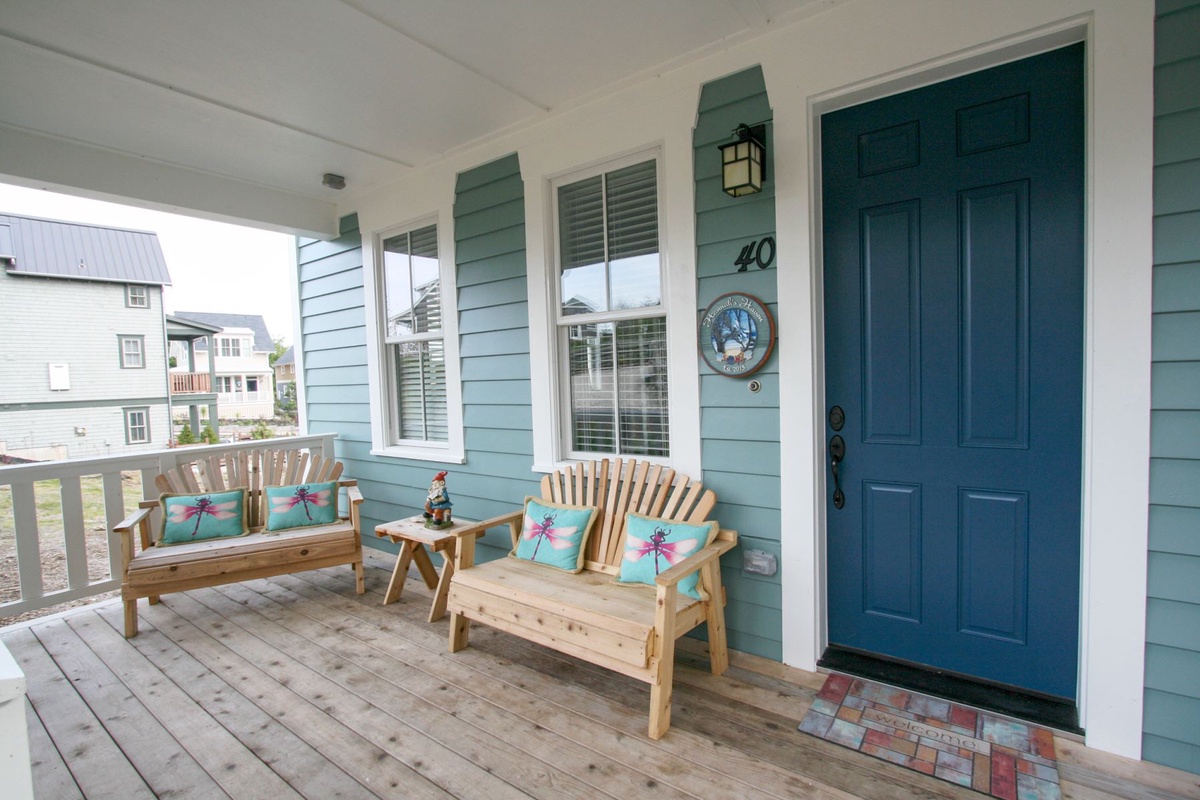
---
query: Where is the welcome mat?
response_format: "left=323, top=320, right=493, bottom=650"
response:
left=799, top=673, right=1062, bottom=800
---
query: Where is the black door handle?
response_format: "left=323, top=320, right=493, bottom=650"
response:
left=830, top=435, right=846, bottom=510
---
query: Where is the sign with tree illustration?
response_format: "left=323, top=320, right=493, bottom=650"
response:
left=698, top=292, right=775, bottom=377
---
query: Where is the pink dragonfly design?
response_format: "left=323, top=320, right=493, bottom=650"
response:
left=169, top=495, right=240, bottom=538
left=271, top=485, right=332, bottom=521
left=624, top=525, right=698, bottom=575
left=523, top=512, right=581, bottom=559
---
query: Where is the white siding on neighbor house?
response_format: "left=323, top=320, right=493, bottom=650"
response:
left=0, top=273, right=170, bottom=458
left=171, top=341, right=275, bottom=419
left=0, top=404, right=169, bottom=459
left=1, top=275, right=166, bottom=403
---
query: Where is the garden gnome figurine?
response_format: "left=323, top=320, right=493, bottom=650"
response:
left=423, top=471, right=453, bottom=529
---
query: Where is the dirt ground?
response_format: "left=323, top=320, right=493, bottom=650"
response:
left=0, top=540, right=119, bottom=627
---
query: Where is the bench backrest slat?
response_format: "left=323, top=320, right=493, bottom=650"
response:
left=540, top=458, right=718, bottom=573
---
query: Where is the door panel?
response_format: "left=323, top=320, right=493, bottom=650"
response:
left=822, top=44, right=1084, bottom=699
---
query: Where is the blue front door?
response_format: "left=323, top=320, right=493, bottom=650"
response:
left=821, top=44, right=1084, bottom=699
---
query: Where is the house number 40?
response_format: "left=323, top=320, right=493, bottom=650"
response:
left=734, top=236, right=776, bottom=272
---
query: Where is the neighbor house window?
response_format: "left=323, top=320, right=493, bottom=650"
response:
left=119, top=335, right=145, bottom=368
left=126, top=285, right=148, bottom=308
left=216, top=376, right=233, bottom=394
left=553, top=156, right=668, bottom=458
left=380, top=223, right=448, bottom=444
left=218, top=337, right=243, bottom=358
left=124, top=407, right=150, bottom=444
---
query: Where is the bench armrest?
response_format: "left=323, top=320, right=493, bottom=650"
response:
left=450, top=510, right=522, bottom=543
left=115, top=505, right=156, bottom=568
left=653, top=534, right=737, bottom=588
left=450, top=510, right=523, bottom=571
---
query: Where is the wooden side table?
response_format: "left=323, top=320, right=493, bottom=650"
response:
left=375, top=515, right=479, bottom=623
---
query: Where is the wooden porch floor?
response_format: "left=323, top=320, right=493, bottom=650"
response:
left=3, top=552, right=1195, bottom=800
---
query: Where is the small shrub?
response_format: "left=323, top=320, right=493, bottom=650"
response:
left=176, top=422, right=196, bottom=445
left=201, top=422, right=219, bottom=444
left=250, top=420, right=273, bottom=440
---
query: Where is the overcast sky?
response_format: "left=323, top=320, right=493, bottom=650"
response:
left=0, top=183, right=297, bottom=346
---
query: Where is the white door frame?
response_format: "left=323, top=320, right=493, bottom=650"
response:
left=765, top=7, right=1153, bottom=759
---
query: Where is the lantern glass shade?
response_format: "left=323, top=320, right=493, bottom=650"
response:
left=719, top=129, right=764, bottom=197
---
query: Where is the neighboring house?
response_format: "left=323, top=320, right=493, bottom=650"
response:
left=169, top=312, right=275, bottom=420
left=272, top=345, right=294, bottom=400
left=0, top=213, right=172, bottom=459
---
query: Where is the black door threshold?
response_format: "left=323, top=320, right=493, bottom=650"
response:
left=818, top=646, right=1082, bottom=735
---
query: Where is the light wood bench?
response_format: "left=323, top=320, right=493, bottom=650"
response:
left=445, top=459, right=737, bottom=739
left=116, top=447, right=364, bottom=638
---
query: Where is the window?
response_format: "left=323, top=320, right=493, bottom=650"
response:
left=216, top=376, right=234, bottom=394
left=553, top=157, right=668, bottom=458
left=380, top=223, right=448, bottom=444
left=218, top=337, right=243, bottom=358
left=119, top=335, right=145, bottom=369
left=124, top=407, right=150, bottom=444
left=126, top=285, right=148, bottom=308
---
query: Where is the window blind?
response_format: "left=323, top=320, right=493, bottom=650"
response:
left=605, top=160, right=658, bottom=261
left=393, top=339, right=448, bottom=443
left=567, top=318, right=668, bottom=457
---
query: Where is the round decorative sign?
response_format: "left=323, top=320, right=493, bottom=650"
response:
left=698, top=292, right=776, bottom=377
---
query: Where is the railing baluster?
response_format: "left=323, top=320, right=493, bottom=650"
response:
left=11, top=482, right=43, bottom=606
left=60, top=476, right=89, bottom=590
left=102, top=471, right=129, bottom=582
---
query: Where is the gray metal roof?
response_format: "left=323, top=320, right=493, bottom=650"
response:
left=0, top=212, right=172, bottom=285
left=172, top=311, right=273, bottom=352
left=274, top=346, right=294, bottom=366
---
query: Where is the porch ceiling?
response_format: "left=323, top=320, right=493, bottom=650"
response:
left=0, top=0, right=829, bottom=237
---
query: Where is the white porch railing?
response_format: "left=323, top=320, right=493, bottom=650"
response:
left=0, top=433, right=337, bottom=619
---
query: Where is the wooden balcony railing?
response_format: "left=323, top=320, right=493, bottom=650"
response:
left=170, top=372, right=211, bottom=394
left=0, top=434, right=337, bottom=619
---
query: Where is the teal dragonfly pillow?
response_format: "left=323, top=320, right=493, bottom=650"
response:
left=265, top=481, right=339, bottom=531
left=510, top=497, right=597, bottom=573
left=159, top=489, right=249, bottom=545
left=615, top=512, right=718, bottom=600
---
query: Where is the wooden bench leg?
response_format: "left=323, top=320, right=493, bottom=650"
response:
left=649, top=585, right=679, bottom=739
left=701, top=560, right=729, bottom=676
left=124, top=598, right=138, bottom=638
left=449, top=611, right=470, bottom=652
left=353, top=559, right=365, bottom=594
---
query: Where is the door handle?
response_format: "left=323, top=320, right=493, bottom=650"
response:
left=829, top=435, right=846, bottom=510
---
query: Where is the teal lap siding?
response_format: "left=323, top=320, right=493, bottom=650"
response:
left=694, top=66, right=783, bottom=660
left=295, top=155, right=538, bottom=560
left=1146, top=0, right=1200, bottom=775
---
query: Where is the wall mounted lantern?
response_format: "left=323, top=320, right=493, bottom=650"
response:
left=718, top=123, right=766, bottom=197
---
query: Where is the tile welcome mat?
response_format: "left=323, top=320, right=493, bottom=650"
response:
left=799, top=673, right=1062, bottom=800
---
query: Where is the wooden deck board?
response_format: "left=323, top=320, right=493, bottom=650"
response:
left=2, top=555, right=1194, bottom=800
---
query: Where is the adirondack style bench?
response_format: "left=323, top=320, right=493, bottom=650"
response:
left=445, top=459, right=738, bottom=739
left=117, top=447, right=364, bottom=638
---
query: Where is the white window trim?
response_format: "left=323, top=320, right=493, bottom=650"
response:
left=549, top=151, right=670, bottom=464
left=523, top=134, right=702, bottom=476
left=362, top=212, right=466, bottom=464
